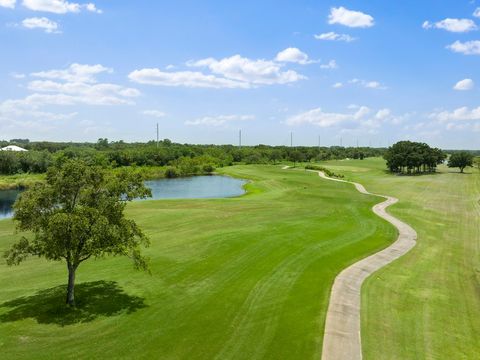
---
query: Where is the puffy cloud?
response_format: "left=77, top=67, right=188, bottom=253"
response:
left=21, top=17, right=59, bottom=33
left=314, top=32, right=355, bottom=42
left=375, top=108, right=391, bottom=120
left=0, top=62, right=139, bottom=129
left=473, top=8, right=480, bottom=18
left=430, top=106, right=480, bottom=122
left=132, top=51, right=307, bottom=89
left=0, top=0, right=16, bottom=8
left=31, top=63, right=112, bottom=83
left=85, top=2, right=100, bottom=13
left=328, top=6, right=374, bottom=28
left=453, top=78, right=474, bottom=91
left=22, top=0, right=101, bottom=14
left=422, top=18, right=477, bottom=33
left=332, top=82, right=343, bottom=88
left=286, top=106, right=371, bottom=127
left=189, top=54, right=306, bottom=85
left=447, top=40, right=480, bottom=55
left=320, top=60, right=338, bottom=69
left=285, top=106, right=405, bottom=134
left=349, top=78, right=387, bottom=89
left=142, top=110, right=166, bottom=118
left=128, top=69, right=250, bottom=89
left=0, top=97, right=77, bottom=120
left=27, top=79, right=140, bottom=105
left=275, top=47, right=314, bottom=64
left=185, top=114, right=254, bottom=127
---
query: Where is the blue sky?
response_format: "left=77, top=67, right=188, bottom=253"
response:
left=1, top=0, right=480, bottom=149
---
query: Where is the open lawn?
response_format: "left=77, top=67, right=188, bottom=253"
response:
left=320, top=158, right=480, bottom=359
left=0, top=165, right=395, bottom=359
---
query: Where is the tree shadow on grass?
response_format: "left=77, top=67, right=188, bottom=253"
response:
left=0, top=281, right=146, bottom=327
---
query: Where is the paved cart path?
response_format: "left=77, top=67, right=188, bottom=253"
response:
left=311, top=170, right=417, bottom=360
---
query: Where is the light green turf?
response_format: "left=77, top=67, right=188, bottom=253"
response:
left=319, top=158, right=480, bottom=360
left=0, top=165, right=395, bottom=359
left=0, top=173, right=44, bottom=190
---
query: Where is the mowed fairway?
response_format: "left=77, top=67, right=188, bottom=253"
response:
left=320, top=158, right=480, bottom=359
left=0, top=165, right=395, bottom=359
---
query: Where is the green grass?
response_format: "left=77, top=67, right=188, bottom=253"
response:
left=0, top=165, right=395, bottom=359
left=0, top=173, right=44, bottom=190
left=318, top=158, right=480, bottom=360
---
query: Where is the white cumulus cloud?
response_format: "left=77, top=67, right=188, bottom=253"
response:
left=474, top=8, right=480, bottom=18
left=185, top=114, right=254, bottom=127
left=320, top=60, right=338, bottom=69
left=422, top=18, right=477, bottom=33
left=132, top=50, right=307, bottom=89
left=447, top=40, right=480, bottom=55
left=129, top=69, right=250, bottom=89
left=286, top=106, right=371, bottom=127
left=430, top=106, right=480, bottom=122
left=32, top=63, right=112, bottom=83
left=314, top=32, right=356, bottom=42
left=275, top=47, right=314, bottom=64
left=22, top=0, right=101, bottom=14
left=189, top=54, right=306, bottom=85
left=142, top=110, right=166, bottom=118
left=0, top=0, right=16, bottom=8
left=349, top=78, right=387, bottom=90
left=453, top=78, right=474, bottom=91
left=328, top=6, right=374, bottom=28
left=22, top=17, right=59, bottom=33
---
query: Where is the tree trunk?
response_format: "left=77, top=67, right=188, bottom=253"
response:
left=66, top=263, right=77, bottom=306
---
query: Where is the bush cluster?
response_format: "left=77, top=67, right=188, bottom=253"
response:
left=304, top=165, right=345, bottom=179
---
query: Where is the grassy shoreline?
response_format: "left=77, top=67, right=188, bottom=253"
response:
left=0, top=174, right=44, bottom=190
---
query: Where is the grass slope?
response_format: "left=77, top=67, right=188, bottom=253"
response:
left=0, top=165, right=395, bottom=359
left=320, top=158, right=480, bottom=360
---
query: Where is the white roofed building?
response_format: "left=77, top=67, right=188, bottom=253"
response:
left=0, top=145, right=28, bottom=152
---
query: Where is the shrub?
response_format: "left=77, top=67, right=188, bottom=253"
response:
left=202, top=164, right=215, bottom=173
left=304, top=165, right=344, bottom=179
left=164, top=167, right=178, bottom=178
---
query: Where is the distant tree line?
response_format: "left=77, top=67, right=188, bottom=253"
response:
left=0, top=138, right=385, bottom=176
left=384, top=141, right=446, bottom=174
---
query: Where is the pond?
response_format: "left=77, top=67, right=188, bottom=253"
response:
left=0, top=175, right=246, bottom=220
left=0, top=190, right=20, bottom=220
left=144, top=175, right=246, bottom=200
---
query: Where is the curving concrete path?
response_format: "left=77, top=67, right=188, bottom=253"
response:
left=310, top=170, right=417, bottom=360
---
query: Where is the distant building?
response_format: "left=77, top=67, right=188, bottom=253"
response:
left=0, top=145, right=28, bottom=152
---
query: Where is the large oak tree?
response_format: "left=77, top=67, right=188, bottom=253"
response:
left=448, top=151, right=474, bottom=173
left=4, top=159, right=151, bottom=306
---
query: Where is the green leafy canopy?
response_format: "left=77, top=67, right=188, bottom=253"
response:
left=4, top=159, right=152, bottom=272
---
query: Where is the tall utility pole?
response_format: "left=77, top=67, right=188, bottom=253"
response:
left=318, top=135, right=321, bottom=149
left=290, top=132, right=293, bottom=147
left=156, top=123, right=159, bottom=148
left=239, top=129, right=242, bottom=148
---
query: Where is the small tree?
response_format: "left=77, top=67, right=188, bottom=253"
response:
left=448, top=151, right=474, bottom=173
left=4, top=160, right=152, bottom=306
left=289, top=150, right=303, bottom=168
